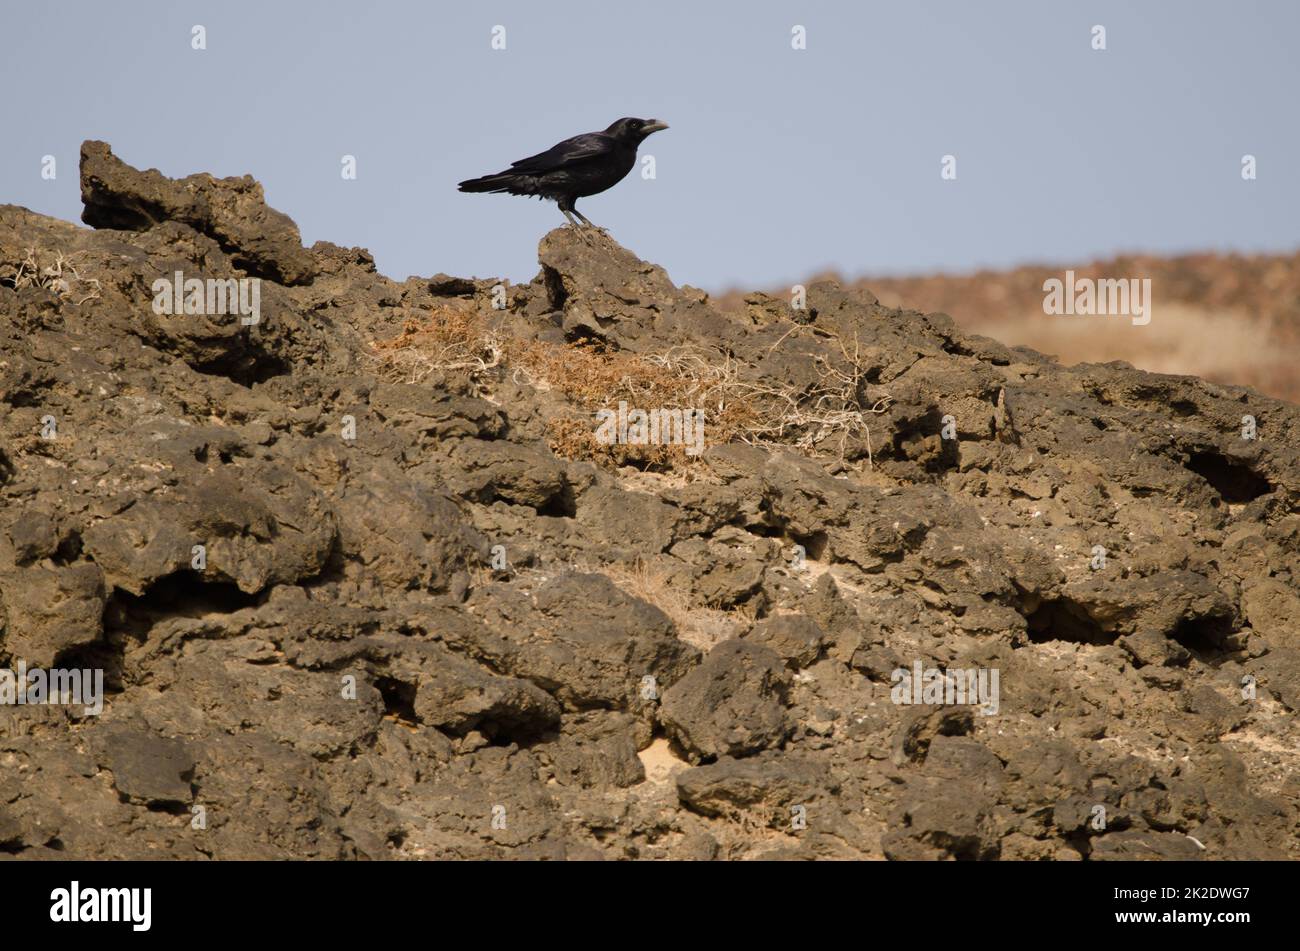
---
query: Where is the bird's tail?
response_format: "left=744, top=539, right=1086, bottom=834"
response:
left=457, top=172, right=515, bottom=193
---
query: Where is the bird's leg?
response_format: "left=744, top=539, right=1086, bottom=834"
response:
left=572, top=208, right=610, bottom=240
left=558, top=203, right=596, bottom=244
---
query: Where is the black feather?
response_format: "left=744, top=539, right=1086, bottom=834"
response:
left=457, top=118, right=666, bottom=217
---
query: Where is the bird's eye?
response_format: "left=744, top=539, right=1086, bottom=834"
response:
left=630, top=120, right=641, bottom=128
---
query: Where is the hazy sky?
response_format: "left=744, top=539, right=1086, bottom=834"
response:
left=4, top=1, right=1297, bottom=291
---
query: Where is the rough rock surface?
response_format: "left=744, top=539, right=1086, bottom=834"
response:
left=0, top=142, right=1296, bottom=859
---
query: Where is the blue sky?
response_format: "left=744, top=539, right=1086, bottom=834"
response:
left=4, top=1, right=1297, bottom=290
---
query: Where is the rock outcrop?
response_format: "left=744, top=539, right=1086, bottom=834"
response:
left=0, top=142, right=1296, bottom=859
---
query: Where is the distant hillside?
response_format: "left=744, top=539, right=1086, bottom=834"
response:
left=721, top=252, right=1300, bottom=404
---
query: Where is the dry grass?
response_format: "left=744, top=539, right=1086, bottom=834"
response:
left=368, top=306, right=505, bottom=384
left=593, top=558, right=749, bottom=651
left=465, top=556, right=747, bottom=651
left=369, top=305, right=892, bottom=470
left=1, top=248, right=101, bottom=305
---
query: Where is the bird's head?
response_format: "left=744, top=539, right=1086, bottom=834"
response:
left=605, top=117, right=669, bottom=143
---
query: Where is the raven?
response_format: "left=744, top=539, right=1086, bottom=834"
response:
left=458, top=118, right=668, bottom=230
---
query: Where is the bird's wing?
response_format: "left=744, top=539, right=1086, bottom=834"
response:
left=507, top=133, right=617, bottom=174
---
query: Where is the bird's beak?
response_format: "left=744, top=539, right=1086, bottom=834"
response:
left=643, top=119, right=669, bottom=134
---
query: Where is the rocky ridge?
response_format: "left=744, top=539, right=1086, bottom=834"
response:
left=0, top=142, right=1296, bottom=860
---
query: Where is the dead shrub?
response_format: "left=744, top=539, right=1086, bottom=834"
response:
left=1, top=248, right=101, bottom=305
left=368, top=305, right=891, bottom=470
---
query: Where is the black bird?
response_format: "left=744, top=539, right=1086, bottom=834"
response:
left=458, top=117, right=668, bottom=230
